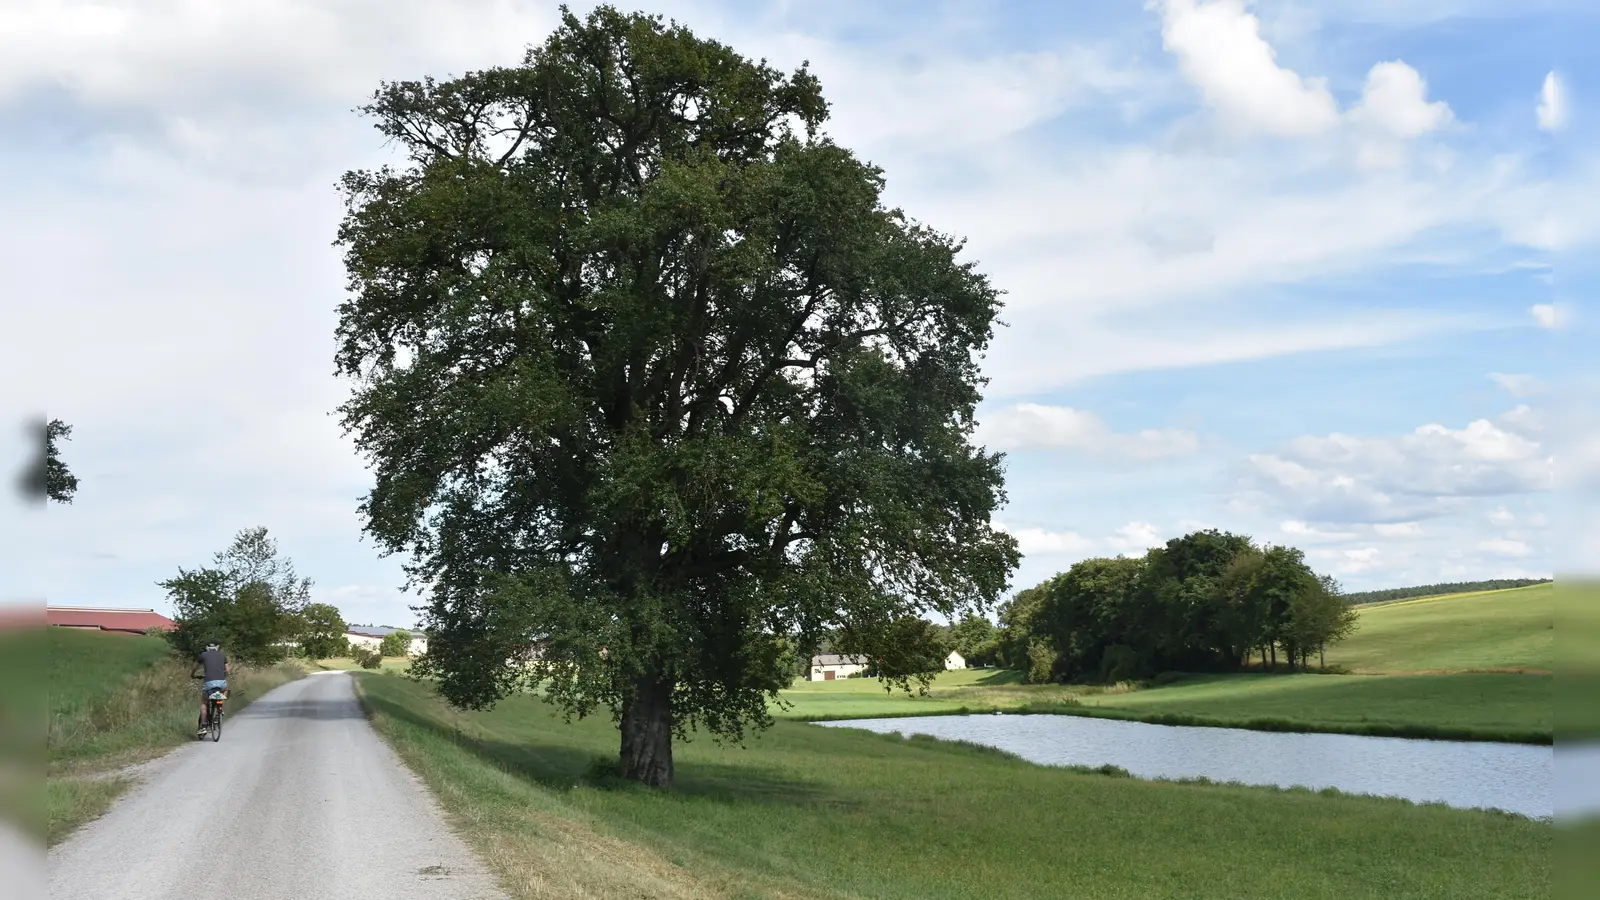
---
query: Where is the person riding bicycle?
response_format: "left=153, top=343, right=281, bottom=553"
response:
left=191, top=641, right=231, bottom=736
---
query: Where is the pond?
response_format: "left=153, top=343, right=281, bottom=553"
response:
left=818, top=714, right=1554, bottom=819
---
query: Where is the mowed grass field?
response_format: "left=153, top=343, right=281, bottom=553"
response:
left=1329, top=583, right=1552, bottom=673
left=44, top=628, right=304, bottom=844
left=356, top=673, right=1549, bottom=900
left=774, top=585, right=1554, bottom=743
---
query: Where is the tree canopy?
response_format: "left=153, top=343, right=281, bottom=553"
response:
left=334, top=5, right=1018, bottom=786
left=162, top=527, right=312, bottom=664
left=297, top=603, right=351, bottom=659
left=999, top=529, right=1358, bottom=683
left=16, top=418, right=78, bottom=504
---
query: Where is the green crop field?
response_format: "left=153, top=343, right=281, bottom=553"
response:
left=1328, top=583, right=1553, bottom=673
left=355, top=673, right=1549, bottom=900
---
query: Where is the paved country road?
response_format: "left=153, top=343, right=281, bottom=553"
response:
left=49, top=671, right=507, bottom=900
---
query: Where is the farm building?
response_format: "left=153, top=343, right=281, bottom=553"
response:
left=46, top=606, right=175, bottom=635
left=345, top=625, right=428, bottom=656
left=808, top=649, right=968, bottom=681
left=808, top=653, right=868, bottom=681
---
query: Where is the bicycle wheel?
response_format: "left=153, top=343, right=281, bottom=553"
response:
left=209, top=703, right=223, bottom=742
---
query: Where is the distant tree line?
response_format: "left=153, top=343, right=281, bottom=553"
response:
left=1342, top=578, right=1551, bottom=606
left=983, top=529, right=1359, bottom=684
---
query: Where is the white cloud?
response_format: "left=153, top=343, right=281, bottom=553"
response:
left=1373, top=521, right=1424, bottom=538
left=1108, top=521, right=1164, bottom=556
left=1537, top=71, right=1568, bottom=133
left=977, top=403, right=1199, bottom=459
left=994, top=522, right=1095, bottom=557
left=1488, top=506, right=1516, bottom=525
left=1159, top=0, right=1340, bottom=137
left=1489, top=373, right=1547, bottom=398
left=1529, top=303, right=1570, bottom=329
left=1477, top=537, right=1532, bottom=557
left=1281, top=520, right=1361, bottom=541
left=1240, top=412, right=1552, bottom=523
left=1349, top=60, right=1453, bottom=138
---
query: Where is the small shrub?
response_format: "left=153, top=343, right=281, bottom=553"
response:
left=1147, top=671, right=1188, bottom=687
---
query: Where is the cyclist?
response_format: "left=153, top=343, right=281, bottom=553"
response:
left=191, top=641, right=231, bottom=736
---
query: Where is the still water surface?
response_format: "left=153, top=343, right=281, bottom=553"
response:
left=818, top=714, right=1553, bottom=819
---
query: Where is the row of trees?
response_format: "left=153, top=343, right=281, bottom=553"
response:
left=1343, top=578, right=1550, bottom=606
left=161, top=526, right=419, bottom=665
left=988, top=530, right=1359, bottom=684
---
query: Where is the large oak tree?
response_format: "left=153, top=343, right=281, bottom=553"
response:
left=334, top=5, right=1019, bottom=787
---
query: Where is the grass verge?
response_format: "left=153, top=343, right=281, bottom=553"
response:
left=45, top=629, right=307, bottom=844
left=356, top=673, right=1550, bottom=900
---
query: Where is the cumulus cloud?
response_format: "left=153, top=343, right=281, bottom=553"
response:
left=1349, top=60, right=1453, bottom=137
left=994, top=522, right=1094, bottom=557
left=1529, top=303, right=1570, bottom=329
left=1373, top=521, right=1424, bottom=538
left=1537, top=71, right=1568, bottom=133
left=976, top=403, right=1199, bottom=460
left=1158, top=0, right=1340, bottom=137
left=1108, top=521, right=1165, bottom=556
left=1240, top=412, right=1552, bottom=523
left=995, top=520, right=1167, bottom=564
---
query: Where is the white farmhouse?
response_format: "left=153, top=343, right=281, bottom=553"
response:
left=808, top=653, right=868, bottom=681
left=945, top=650, right=966, bottom=670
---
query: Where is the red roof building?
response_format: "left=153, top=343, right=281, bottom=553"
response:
left=47, top=607, right=176, bottom=635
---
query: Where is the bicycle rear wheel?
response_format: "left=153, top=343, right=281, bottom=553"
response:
left=209, top=702, right=223, bottom=742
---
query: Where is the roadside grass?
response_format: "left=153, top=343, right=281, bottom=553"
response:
left=1328, top=583, right=1553, bottom=673
left=356, top=673, right=1549, bottom=900
left=45, top=628, right=306, bottom=844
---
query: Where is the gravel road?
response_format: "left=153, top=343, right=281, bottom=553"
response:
left=48, top=671, right=507, bottom=900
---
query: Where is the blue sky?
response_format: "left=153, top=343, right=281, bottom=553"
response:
left=2, top=0, right=1593, bottom=628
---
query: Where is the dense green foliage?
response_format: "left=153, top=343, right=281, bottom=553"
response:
left=296, top=603, right=350, bottom=659
left=358, top=673, right=1550, bottom=900
left=334, top=5, right=1017, bottom=785
left=161, top=527, right=311, bottom=664
left=1344, top=578, right=1552, bottom=605
left=15, top=417, right=78, bottom=503
left=45, top=419, right=78, bottom=502
left=378, top=629, right=413, bottom=657
left=946, top=612, right=999, bottom=664
left=997, top=530, right=1357, bottom=683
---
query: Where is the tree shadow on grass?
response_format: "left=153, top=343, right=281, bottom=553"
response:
left=366, top=690, right=839, bottom=809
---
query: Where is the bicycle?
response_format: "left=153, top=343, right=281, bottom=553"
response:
left=193, top=677, right=228, bottom=742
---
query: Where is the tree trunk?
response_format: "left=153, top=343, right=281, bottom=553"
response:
left=1319, top=645, right=1325, bottom=669
left=1269, top=644, right=1277, bottom=667
left=619, top=673, right=674, bottom=788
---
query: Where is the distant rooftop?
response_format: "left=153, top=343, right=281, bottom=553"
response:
left=346, top=625, right=418, bottom=638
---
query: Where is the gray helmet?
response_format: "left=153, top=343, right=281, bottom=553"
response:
left=205, top=642, right=220, bottom=651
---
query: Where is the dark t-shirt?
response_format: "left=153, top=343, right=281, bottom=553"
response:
left=197, top=649, right=227, bottom=681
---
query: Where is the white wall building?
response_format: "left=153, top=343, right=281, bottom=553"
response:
left=808, top=653, right=867, bottom=681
